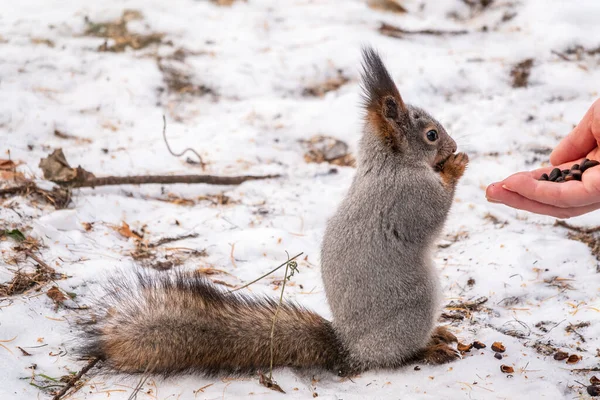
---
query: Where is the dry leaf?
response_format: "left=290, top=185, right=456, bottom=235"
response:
left=38, top=149, right=95, bottom=183
left=85, top=10, right=164, bottom=53
left=0, top=159, right=16, bottom=170
left=300, top=135, right=355, bottom=167
left=511, top=59, right=534, bottom=88
left=46, top=286, right=67, bottom=305
left=259, top=372, right=285, bottom=393
left=116, top=222, right=143, bottom=240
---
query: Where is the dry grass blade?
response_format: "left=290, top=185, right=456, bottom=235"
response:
left=0, top=182, right=71, bottom=209
left=162, top=115, right=205, bottom=167
left=379, top=22, right=468, bottom=38
left=227, top=252, right=303, bottom=293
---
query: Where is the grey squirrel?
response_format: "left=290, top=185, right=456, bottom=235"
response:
left=78, top=47, right=468, bottom=376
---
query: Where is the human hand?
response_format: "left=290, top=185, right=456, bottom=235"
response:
left=486, top=99, right=600, bottom=218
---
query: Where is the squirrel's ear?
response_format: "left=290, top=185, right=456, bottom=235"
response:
left=360, top=47, right=408, bottom=146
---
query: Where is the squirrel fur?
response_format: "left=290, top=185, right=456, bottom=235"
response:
left=78, top=47, right=468, bottom=376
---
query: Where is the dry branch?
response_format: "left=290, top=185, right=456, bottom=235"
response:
left=59, top=173, right=280, bottom=188
left=52, top=357, right=100, bottom=400
left=555, top=220, right=600, bottom=234
left=38, top=149, right=279, bottom=189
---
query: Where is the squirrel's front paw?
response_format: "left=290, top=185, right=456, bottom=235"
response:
left=440, top=152, right=469, bottom=186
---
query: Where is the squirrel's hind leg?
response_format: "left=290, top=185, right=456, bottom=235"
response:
left=418, top=343, right=461, bottom=364
left=429, top=326, right=458, bottom=345
left=411, top=326, right=460, bottom=365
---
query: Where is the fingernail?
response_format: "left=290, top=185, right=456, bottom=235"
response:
left=502, top=184, right=515, bottom=193
left=486, top=197, right=502, bottom=204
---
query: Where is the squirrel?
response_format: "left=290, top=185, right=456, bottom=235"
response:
left=77, top=47, right=468, bottom=377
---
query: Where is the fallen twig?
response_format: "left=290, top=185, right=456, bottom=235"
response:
left=570, top=367, right=600, bottom=373
left=551, top=50, right=571, bottom=62
left=555, top=220, right=600, bottom=234
left=447, top=296, right=488, bottom=310
left=39, top=148, right=279, bottom=188
left=25, top=251, right=56, bottom=275
left=59, top=173, right=280, bottom=188
left=147, top=233, right=199, bottom=248
left=440, top=312, right=465, bottom=320
left=566, top=322, right=590, bottom=343
left=379, top=22, right=468, bottom=38
left=52, top=357, right=100, bottom=400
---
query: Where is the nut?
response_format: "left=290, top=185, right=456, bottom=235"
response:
left=566, top=354, right=581, bottom=364
left=553, top=351, right=569, bottom=361
left=491, top=342, right=505, bottom=353
left=500, top=365, right=514, bottom=373
left=457, top=342, right=473, bottom=352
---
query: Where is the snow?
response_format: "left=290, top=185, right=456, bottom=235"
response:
left=2, top=0, right=600, bottom=399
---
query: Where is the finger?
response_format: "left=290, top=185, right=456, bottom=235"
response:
left=550, top=99, right=600, bottom=166
left=486, top=184, right=600, bottom=218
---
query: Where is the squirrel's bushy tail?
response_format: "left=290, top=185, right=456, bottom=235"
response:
left=79, top=270, right=348, bottom=376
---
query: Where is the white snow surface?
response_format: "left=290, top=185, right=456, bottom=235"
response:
left=2, top=0, right=600, bottom=399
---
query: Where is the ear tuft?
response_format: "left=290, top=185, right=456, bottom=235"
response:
left=360, top=46, right=407, bottom=116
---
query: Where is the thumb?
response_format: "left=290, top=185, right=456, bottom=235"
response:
left=550, top=99, right=600, bottom=166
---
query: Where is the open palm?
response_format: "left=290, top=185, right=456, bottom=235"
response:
left=486, top=99, right=600, bottom=218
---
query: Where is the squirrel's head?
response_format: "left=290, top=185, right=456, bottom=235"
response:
left=359, top=47, right=457, bottom=169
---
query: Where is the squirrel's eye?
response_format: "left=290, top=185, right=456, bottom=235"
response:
left=426, top=129, right=438, bottom=142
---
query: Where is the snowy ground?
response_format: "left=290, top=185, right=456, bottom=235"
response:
left=2, top=0, right=600, bottom=399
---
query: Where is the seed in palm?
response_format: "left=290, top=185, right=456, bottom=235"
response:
left=539, top=160, right=599, bottom=182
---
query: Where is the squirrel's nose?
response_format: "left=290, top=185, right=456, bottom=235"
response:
left=449, top=138, right=457, bottom=154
